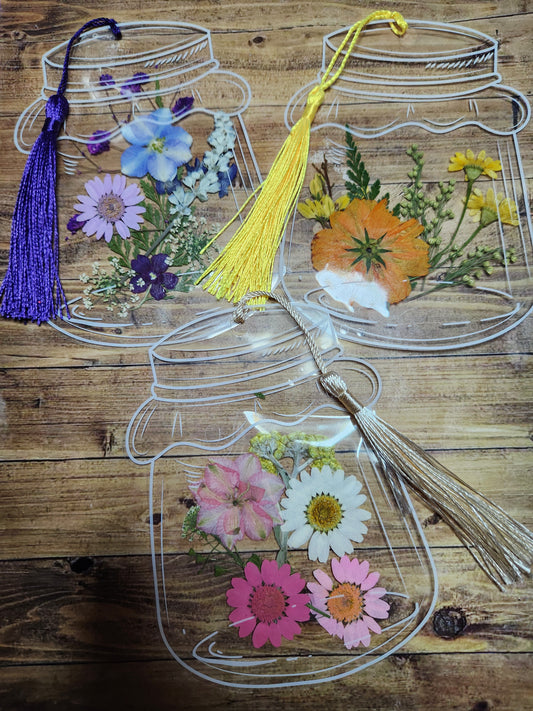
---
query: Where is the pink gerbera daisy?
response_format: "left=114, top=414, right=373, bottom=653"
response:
left=226, top=560, right=311, bottom=648
left=74, top=173, right=145, bottom=242
left=308, top=555, right=389, bottom=649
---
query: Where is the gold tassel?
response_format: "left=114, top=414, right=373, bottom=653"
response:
left=235, top=290, right=533, bottom=589
left=198, top=10, right=408, bottom=303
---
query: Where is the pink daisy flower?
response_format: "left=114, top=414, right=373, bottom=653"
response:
left=194, top=453, right=284, bottom=549
left=226, top=560, right=311, bottom=648
left=74, top=173, right=145, bottom=242
left=308, top=555, right=389, bottom=650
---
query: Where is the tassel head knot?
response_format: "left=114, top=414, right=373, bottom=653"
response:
left=301, top=85, right=326, bottom=124
left=389, top=11, right=408, bottom=36
left=319, top=371, right=363, bottom=415
left=42, top=94, right=69, bottom=136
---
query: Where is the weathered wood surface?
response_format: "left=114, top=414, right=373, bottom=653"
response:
left=0, top=0, right=532, bottom=709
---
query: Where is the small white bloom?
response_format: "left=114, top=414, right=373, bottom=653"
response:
left=280, top=465, right=371, bottom=563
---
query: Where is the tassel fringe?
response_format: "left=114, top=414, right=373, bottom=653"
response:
left=0, top=18, right=121, bottom=324
left=198, top=11, right=408, bottom=303
left=235, top=291, right=533, bottom=589
left=198, top=89, right=321, bottom=303
left=319, top=370, right=533, bottom=589
left=0, top=98, right=69, bottom=323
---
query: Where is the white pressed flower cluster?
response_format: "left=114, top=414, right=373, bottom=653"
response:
left=168, top=111, right=237, bottom=216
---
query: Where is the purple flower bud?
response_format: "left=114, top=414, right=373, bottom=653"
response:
left=171, top=96, right=194, bottom=118
left=120, top=72, right=150, bottom=95
left=99, top=73, right=115, bottom=87
left=67, top=215, right=85, bottom=234
left=87, top=130, right=111, bottom=156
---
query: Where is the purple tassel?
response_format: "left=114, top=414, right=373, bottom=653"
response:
left=0, top=18, right=121, bottom=324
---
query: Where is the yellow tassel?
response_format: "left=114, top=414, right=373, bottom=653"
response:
left=198, top=10, right=408, bottom=303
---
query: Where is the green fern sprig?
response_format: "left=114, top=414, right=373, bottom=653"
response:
left=344, top=130, right=399, bottom=215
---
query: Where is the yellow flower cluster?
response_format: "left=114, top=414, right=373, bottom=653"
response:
left=297, top=173, right=350, bottom=224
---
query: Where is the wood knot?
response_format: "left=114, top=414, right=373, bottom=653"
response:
left=69, top=557, right=94, bottom=574
left=432, top=606, right=467, bottom=639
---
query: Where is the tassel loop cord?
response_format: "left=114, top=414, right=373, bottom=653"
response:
left=235, top=290, right=533, bottom=589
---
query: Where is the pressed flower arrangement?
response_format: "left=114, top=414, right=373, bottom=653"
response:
left=68, top=92, right=241, bottom=319
left=182, top=431, right=393, bottom=652
left=296, top=136, right=519, bottom=319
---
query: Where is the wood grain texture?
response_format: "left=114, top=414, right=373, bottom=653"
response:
left=0, top=0, right=531, bottom=708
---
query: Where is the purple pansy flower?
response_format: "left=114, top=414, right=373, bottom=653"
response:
left=171, top=96, right=194, bottom=118
left=120, top=72, right=150, bottom=95
left=87, top=130, right=111, bottom=156
left=130, top=253, right=178, bottom=300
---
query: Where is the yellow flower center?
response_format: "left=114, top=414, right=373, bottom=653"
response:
left=327, top=582, right=363, bottom=623
left=306, top=494, right=343, bottom=532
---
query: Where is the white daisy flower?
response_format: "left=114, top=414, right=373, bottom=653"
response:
left=280, top=465, right=371, bottom=563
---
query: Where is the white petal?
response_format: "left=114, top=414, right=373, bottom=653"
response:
left=316, top=268, right=390, bottom=318
left=287, top=524, right=313, bottom=549
left=328, top=529, right=353, bottom=557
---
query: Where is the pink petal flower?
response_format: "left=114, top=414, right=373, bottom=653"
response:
left=226, top=561, right=310, bottom=649
left=244, top=562, right=263, bottom=587
left=308, top=555, right=389, bottom=651
left=252, top=622, right=270, bottom=648
left=313, top=568, right=333, bottom=591
left=363, top=598, right=390, bottom=619
left=193, top=454, right=283, bottom=548
left=354, top=559, right=370, bottom=585
left=261, top=559, right=280, bottom=585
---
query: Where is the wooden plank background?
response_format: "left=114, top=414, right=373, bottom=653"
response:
left=0, top=1, right=531, bottom=709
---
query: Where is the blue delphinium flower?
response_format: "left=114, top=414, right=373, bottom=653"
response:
left=121, top=108, right=193, bottom=183
left=168, top=112, right=238, bottom=217
left=129, top=253, right=178, bottom=300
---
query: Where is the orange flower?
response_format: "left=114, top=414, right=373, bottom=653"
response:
left=311, top=198, right=429, bottom=304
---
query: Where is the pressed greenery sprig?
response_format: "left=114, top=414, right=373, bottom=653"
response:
left=182, top=505, right=262, bottom=577
left=345, top=130, right=397, bottom=213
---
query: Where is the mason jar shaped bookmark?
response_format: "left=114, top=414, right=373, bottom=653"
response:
left=281, top=19, right=532, bottom=351
left=126, top=303, right=437, bottom=688
left=13, top=21, right=261, bottom=347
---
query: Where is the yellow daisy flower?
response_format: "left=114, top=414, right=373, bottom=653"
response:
left=448, top=149, right=502, bottom=181
left=297, top=194, right=350, bottom=223
left=467, top=188, right=519, bottom=228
